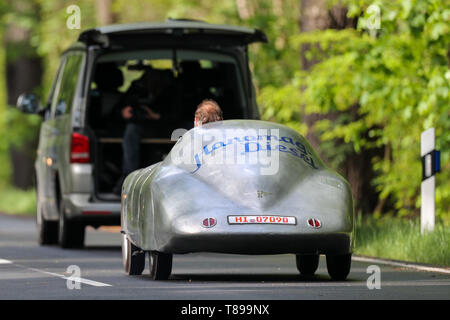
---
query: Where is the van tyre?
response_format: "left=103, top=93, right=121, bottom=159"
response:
left=326, top=253, right=352, bottom=281
left=37, top=195, right=58, bottom=245
left=122, top=234, right=145, bottom=275
left=296, top=254, right=319, bottom=276
left=58, top=202, right=85, bottom=248
left=149, top=251, right=172, bottom=280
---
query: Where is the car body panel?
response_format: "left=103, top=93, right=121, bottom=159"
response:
left=121, top=120, right=354, bottom=255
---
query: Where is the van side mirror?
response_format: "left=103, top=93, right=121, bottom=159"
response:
left=16, top=93, right=41, bottom=114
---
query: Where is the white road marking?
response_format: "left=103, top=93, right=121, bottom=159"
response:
left=353, top=256, right=450, bottom=274
left=0, top=258, right=112, bottom=287
left=0, top=259, right=13, bottom=264
left=26, top=267, right=112, bottom=287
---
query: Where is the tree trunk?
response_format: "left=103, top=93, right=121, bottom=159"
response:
left=299, top=0, right=356, bottom=149
left=298, top=0, right=374, bottom=215
left=96, top=0, right=116, bottom=25
left=6, top=55, right=42, bottom=106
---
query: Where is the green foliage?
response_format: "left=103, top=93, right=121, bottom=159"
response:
left=0, top=32, right=9, bottom=187
left=0, top=186, right=36, bottom=215
left=259, top=0, right=449, bottom=221
left=355, top=216, right=450, bottom=266
left=240, top=0, right=300, bottom=89
left=0, top=1, right=45, bottom=187
left=37, top=0, right=97, bottom=95
left=1, top=107, right=41, bottom=149
left=0, top=0, right=448, bottom=224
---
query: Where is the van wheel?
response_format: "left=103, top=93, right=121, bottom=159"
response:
left=37, top=194, right=58, bottom=245
left=149, top=251, right=172, bottom=280
left=296, top=254, right=319, bottom=276
left=122, top=233, right=145, bottom=275
left=58, top=202, right=85, bottom=248
left=326, top=253, right=352, bottom=281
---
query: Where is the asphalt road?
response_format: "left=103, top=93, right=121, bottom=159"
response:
left=0, top=213, right=449, bottom=300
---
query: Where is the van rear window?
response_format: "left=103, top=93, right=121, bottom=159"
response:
left=93, top=49, right=246, bottom=123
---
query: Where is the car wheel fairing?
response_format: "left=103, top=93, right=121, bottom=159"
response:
left=148, top=251, right=172, bottom=280
left=326, top=253, right=352, bottom=281
left=296, top=254, right=319, bottom=276
left=122, top=233, right=145, bottom=275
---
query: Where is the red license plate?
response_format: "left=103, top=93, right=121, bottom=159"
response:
left=227, top=215, right=296, bottom=225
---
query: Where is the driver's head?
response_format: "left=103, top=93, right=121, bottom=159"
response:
left=194, top=99, right=223, bottom=127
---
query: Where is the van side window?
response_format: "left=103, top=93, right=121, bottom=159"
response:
left=51, top=53, right=84, bottom=117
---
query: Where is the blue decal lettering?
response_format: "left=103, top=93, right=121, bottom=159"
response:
left=244, top=142, right=261, bottom=153
left=277, top=145, right=287, bottom=152
left=191, top=153, right=202, bottom=173
left=295, top=141, right=307, bottom=154
left=280, top=136, right=295, bottom=146
left=211, top=141, right=226, bottom=152
left=299, top=153, right=318, bottom=169
left=203, top=145, right=213, bottom=155
left=191, top=135, right=319, bottom=174
left=289, top=147, right=299, bottom=157
left=266, top=135, right=279, bottom=141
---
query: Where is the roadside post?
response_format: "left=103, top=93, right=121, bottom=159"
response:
left=420, top=128, right=440, bottom=234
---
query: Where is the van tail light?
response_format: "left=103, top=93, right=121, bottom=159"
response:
left=70, top=133, right=90, bottom=163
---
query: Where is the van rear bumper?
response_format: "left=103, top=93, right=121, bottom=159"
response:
left=63, top=193, right=121, bottom=226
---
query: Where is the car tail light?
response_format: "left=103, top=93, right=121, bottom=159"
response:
left=202, top=218, right=217, bottom=228
left=307, top=218, right=322, bottom=229
left=70, top=132, right=90, bottom=163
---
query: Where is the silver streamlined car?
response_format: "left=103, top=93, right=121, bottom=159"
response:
left=121, top=120, right=354, bottom=280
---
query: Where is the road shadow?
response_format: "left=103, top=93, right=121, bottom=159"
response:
left=167, top=273, right=358, bottom=283
left=80, top=245, right=121, bottom=251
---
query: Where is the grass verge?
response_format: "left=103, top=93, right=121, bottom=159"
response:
left=0, top=186, right=36, bottom=216
left=355, top=216, right=450, bottom=266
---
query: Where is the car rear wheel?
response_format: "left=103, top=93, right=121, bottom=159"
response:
left=326, top=253, right=352, bottom=281
left=58, top=201, right=85, bottom=248
left=122, top=233, right=145, bottom=275
left=37, top=194, right=58, bottom=245
left=296, top=254, right=319, bottom=276
left=148, top=251, right=172, bottom=280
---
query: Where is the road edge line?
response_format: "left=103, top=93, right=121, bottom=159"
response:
left=352, top=255, right=450, bottom=274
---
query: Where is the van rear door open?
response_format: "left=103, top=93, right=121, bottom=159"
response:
left=78, top=21, right=267, bottom=48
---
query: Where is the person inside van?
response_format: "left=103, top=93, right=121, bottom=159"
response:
left=112, top=68, right=163, bottom=194
left=91, top=62, right=125, bottom=129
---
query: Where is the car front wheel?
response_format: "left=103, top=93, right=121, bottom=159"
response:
left=148, top=251, right=172, bottom=280
left=122, top=233, right=145, bottom=275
